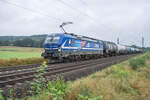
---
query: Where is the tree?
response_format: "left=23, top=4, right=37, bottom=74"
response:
left=0, top=40, right=11, bottom=46
left=13, top=38, right=34, bottom=47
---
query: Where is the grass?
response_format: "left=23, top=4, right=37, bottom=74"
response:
left=0, top=58, right=45, bottom=67
left=0, top=46, right=43, bottom=59
left=129, top=53, right=149, bottom=70
left=0, top=51, right=42, bottom=59
left=67, top=52, right=150, bottom=100
left=0, top=46, right=45, bottom=67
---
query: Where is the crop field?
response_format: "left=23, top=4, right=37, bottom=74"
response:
left=0, top=46, right=43, bottom=59
left=0, top=46, right=45, bottom=67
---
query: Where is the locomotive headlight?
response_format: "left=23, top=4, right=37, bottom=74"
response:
left=58, top=48, right=61, bottom=52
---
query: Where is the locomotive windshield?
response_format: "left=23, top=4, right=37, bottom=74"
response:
left=45, top=36, right=60, bottom=44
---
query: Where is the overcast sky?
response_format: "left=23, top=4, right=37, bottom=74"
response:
left=0, top=0, right=150, bottom=47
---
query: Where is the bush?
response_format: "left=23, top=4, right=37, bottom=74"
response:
left=46, top=77, right=69, bottom=100
left=30, top=62, right=47, bottom=95
left=143, top=53, right=150, bottom=60
left=112, top=65, right=129, bottom=78
left=129, top=57, right=146, bottom=70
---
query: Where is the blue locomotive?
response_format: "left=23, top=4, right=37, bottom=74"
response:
left=42, top=33, right=141, bottom=62
left=42, top=33, right=103, bottom=61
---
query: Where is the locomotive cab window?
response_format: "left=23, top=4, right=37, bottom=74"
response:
left=45, top=36, right=60, bottom=44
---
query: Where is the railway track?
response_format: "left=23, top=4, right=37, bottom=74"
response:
left=0, top=54, right=137, bottom=89
left=0, top=57, right=117, bottom=76
left=0, top=64, right=40, bottom=72
left=0, top=58, right=106, bottom=73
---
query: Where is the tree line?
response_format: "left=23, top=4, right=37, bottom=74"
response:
left=0, top=38, right=45, bottom=48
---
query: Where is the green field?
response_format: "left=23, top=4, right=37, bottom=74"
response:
left=0, top=46, right=43, bottom=59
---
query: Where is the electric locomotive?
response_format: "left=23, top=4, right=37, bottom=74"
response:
left=42, top=33, right=104, bottom=62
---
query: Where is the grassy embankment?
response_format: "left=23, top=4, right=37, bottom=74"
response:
left=0, top=46, right=45, bottom=67
left=24, top=52, right=150, bottom=100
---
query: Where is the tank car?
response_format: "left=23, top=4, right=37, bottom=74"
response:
left=117, top=44, right=127, bottom=55
left=102, top=41, right=118, bottom=56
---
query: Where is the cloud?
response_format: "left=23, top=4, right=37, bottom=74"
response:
left=0, top=0, right=150, bottom=47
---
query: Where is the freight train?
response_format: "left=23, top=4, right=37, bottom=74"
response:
left=42, top=33, right=142, bottom=62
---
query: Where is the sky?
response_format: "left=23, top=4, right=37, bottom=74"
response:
left=0, top=0, right=150, bottom=47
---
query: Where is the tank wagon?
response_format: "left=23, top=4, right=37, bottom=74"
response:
left=42, top=33, right=141, bottom=62
left=117, top=44, right=127, bottom=54
left=102, top=41, right=118, bottom=56
left=117, top=44, right=141, bottom=54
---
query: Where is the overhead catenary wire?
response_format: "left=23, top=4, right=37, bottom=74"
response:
left=58, top=0, right=117, bottom=37
left=0, top=0, right=115, bottom=34
left=0, top=0, right=103, bottom=35
left=57, top=0, right=96, bottom=22
left=0, top=0, right=63, bottom=21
